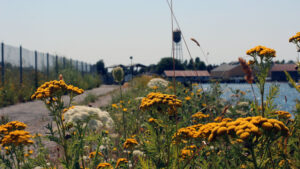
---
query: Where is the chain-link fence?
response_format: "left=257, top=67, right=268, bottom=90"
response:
left=0, top=42, right=94, bottom=88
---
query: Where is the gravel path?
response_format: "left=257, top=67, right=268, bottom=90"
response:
left=0, top=85, right=118, bottom=135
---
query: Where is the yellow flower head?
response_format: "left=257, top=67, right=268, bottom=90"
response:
left=289, top=32, right=300, bottom=43
left=246, top=45, right=276, bottom=58
left=89, top=151, right=103, bottom=159
left=148, top=118, right=156, bottom=123
left=273, top=110, right=291, bottom=118
left=115, top=158, right=128, bottom=168
left=96, top=163, right=112, bottom=169
left=152, top=86, right=158, bottom=90
left=1, top=130, right=34, bottom=146
left=123, top=138, right=138, bottom=149
left=185, top=96, right=191, bottom=101
left=191, top=112, right=209, bottom=119
left=31, top=80, right=84, bottom=100
left=111, top=104, right=118, bottom=109
left=175, top=116, right=289, bottom=142
left=140, top=92, right=182, bottom=115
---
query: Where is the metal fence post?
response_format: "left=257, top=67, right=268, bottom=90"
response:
left=1, top=43, right=4, bottom=85
left=55, top=55, right=58, bottom=75
left=81, top=62, right=84, bottom=76
left=35, top=51, right=38, bottom=88
left=85, top=63, right=87, bottom=73
left=46, top=53, right=49, bottom=79
left=20, top=46, right=23, bottom=84
left=76, top=61, right=78, bottom=71
left=63, top=57, right=65, bottom=69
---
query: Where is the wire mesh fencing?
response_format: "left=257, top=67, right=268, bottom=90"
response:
left=0, top=42, right=93, bottom=87
left=0, top=42, right=100, bottom=107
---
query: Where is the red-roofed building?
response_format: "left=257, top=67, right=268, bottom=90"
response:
left=271, top=64, right=298, bottom=81
left=163, top=70, right=210, bottom=82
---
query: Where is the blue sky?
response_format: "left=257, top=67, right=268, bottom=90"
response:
left=0, top=0, right=299, bottom=66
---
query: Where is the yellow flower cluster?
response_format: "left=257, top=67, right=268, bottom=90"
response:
left=115, top=158, right=128, bottom=168
left=148, top=117, right=156, bottom=123
left=0, top=121, right=34, bottom=147
left=273, top=110, right=291, bottom=118
left=192, top=112, right=209, bottom=119
left=0, top=121, right=27, bottom=134
left=214, top=117, right=232, bottom=122
left=31, top=80, right=84, bottom=100
left=96, top=163, right=112, bottom=169
left=63, top=106, right=75, bottom=113
left=289, top=32, right=300, bottom=43
left=123, top=138, right=138, bottom=149
left=89, top=151, right=103, bottom=158
left=180, top=145, right=197, bottom=159
left=174, top=116, right=289, bottom=142
left=173, top=124, right=203, bottom=143
left=1, top=130, right=34, bottom=146
left=111, top=104, right=118, bottom=109
left=246, top=45, right=276, bottom=58
left=185, top=96, right=191, bottom=101
left=139, top=92, right=182, bottom=115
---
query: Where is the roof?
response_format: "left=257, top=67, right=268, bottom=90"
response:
left=271, top=64, right=297, bottom=72
left=211, top=64, right=239, bottom=72
left=164, top=70, right=210, bottom=77
left=107, top=63, right=146, bottom=68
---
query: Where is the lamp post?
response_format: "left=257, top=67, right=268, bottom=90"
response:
left=130, top=56, right=133, bottom=81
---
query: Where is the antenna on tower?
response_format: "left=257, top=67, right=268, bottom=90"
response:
left=173, top=29, right=183, bottom=62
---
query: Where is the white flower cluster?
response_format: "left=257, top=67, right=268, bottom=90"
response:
left=147, top=78, right=169, bottom=88
left=64, top=106, right=114, bottom=131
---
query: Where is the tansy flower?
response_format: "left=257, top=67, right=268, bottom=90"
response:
left=273, top=110, right=291, bottom=118
left=115, top=158, right=128, bottom=168
left=31, top=80, right=84, bottom=100
left=89, top=151, right=103, bottom=159
left=111, top=104, right=118, bottom=109
left=139, top=92, right=182, bottom=115
left=185, top=96, right=191, bottom=101
left=123, top=138, right=138, bottom=149
left=148, top=118, right=156, bottom=123
left=152, top=86, right=158, bottom=90
left=1, top=130, right=34, bottom=146
left=96, top=163, right=112, bottom=169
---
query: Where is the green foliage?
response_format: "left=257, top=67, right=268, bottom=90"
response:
left=0, top=66, right=101, bottom=108
left=156, top=57, right=184, bottom=74
left=95, top=59, right=108, bottom=75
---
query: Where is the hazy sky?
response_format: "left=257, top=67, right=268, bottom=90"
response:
left=0, top=0, right=300, bottom=67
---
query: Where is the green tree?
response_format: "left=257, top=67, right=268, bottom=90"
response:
left=156, top=57, right=184, bottom=74
left=95, top=60, right=107, bottom=75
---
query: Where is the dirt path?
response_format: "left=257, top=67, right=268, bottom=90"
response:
left=0, top=85, right=118, bottom=135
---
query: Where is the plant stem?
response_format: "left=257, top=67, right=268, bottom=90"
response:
left=267, top=142, right=275, bottom=169
left=250, top=145, right=258, bottom=169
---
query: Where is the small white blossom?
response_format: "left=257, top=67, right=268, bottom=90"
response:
left=133, top=150, right=144, bottom=157
left=147, top=78, right=169, bottom=88
left=64, top=106, right=114, bottom=131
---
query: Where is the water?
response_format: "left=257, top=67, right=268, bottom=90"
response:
left=201, top=83, right=300, bottom=114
